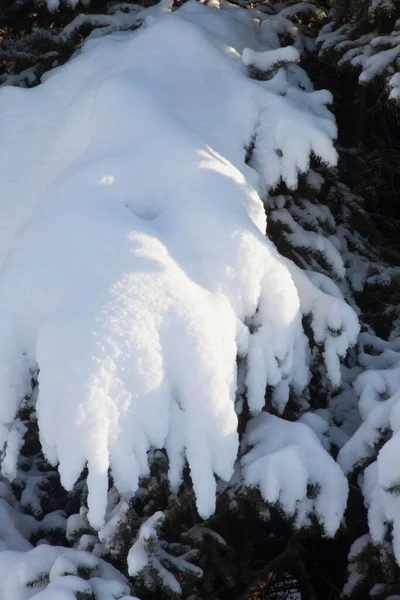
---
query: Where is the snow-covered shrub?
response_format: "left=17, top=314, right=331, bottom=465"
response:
left=0, top=1, right=146, bottom=87
left=318, top=0, right=400, bottom=99
left=0, top=545, right=136, bottom=599
left=339, top=334, right=400, bottom=563
left=1, top=0, right=400, bottom=598
left=0, top=0, right=358, bottom=532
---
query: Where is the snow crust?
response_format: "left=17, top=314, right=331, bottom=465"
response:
left=0, top=0, right=357, bottom=528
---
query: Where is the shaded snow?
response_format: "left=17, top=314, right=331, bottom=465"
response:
left=339, top=333, right=400, bottom=564
left=0, top=545, right=135, bottom=600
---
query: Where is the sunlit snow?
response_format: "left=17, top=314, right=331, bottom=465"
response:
left=0, top=0, right=357, bottom=530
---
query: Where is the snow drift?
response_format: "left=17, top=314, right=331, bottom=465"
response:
left=0, top=0, right=358, bottom=528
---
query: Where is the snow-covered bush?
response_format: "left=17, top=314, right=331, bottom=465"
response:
left=0, top=545, right=136, bottom=599
left=0, top=1, right=146, bottom=87
left=318, top=0, right=400, bottom=99
left=0, top=0, right=399, bottom=598
left=0, top=0, right=357, bottom=532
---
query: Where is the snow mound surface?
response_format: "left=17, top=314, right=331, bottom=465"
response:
left=0, top=0, right=356, bottom=528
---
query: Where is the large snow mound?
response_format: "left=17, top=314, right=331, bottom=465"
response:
left=0, top=0, right=357, bottom=528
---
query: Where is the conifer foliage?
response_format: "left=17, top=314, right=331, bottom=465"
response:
left=0, top=0, right=399, bottom=599
left=319, top=0, right=400, bottom=99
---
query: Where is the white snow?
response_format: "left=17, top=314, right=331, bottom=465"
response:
left=338, top=331, right=400, bottom=565
left=0, top=545, right=135, bottom=600
left=271, top=207, right=346, bottom=279
left=342, top=534, right=371, bottom=597
left=318, top=12, right=400, bottom=100
left=127, top=511, right=202, bottom=593
left=0, top=0, right=357, bottom=529
left=128, top=511, right=164, bottom=577
left=242, top=413, right=348, bottom=536
left=242, top=46, right=299, bottom=71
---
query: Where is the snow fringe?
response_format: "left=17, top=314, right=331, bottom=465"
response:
left=0, top=0, right=358, bottom=530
